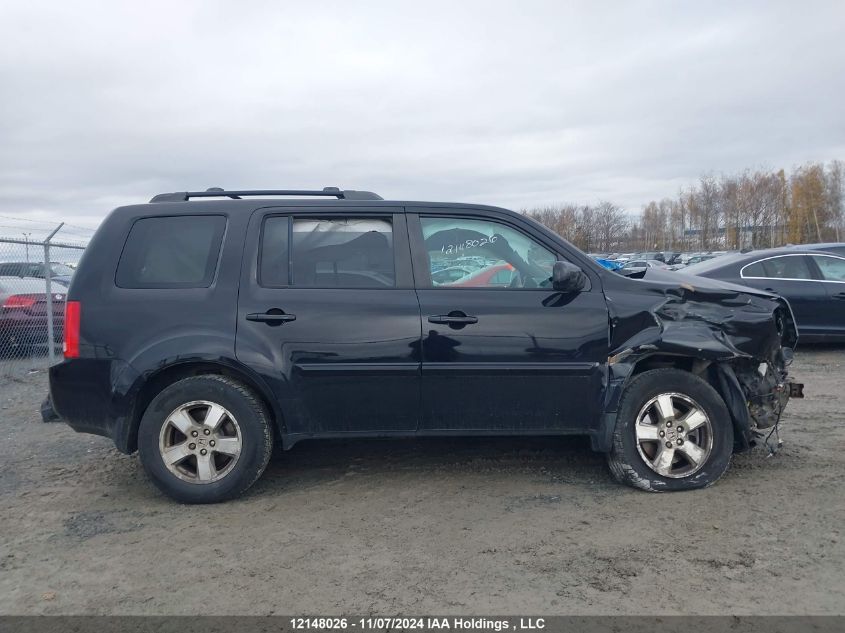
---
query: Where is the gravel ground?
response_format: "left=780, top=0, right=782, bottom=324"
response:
left=0, top=347, right=843, bottom=615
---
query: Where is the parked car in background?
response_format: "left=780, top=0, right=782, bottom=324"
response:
left=662, top=252, right=682, bottom=265
left=684, top=248, right=845, bottom=341
left=680, top=252, right=712, bottom=265
left=0, top=262, right=75, bottom=287
left=618, top=259, right=670, bottom=277
left=0, top=277, right=66, bottom=354
left=783, top=242, right=845, bottom=257
left=431, top=266, right=473, bottom=284
left=447, top=263, right=516, bottom=287
left=592, top=257, right=623, bottom=271
left=684, top=254, right=718, bottom=266
left=635, top=251, right=666, bottom=263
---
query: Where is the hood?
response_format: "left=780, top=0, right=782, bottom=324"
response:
left=634, top=267, right=780, bottom=301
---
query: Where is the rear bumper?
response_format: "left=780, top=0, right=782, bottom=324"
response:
left=47, top=358, right=141, bottom=451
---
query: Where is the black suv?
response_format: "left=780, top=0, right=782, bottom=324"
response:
left=44, top=188, right=802, bottom=503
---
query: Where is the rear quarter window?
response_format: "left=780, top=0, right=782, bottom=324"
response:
left=742, top=261, right=765, bottom=277
left=116, top=215, right=226, bottom=288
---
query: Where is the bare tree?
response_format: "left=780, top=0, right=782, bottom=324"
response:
left=827, top=160, right=844, bottom=241
left=525, top=160, right=844, bottom=254
left=593, top=201, right=629, bottom=252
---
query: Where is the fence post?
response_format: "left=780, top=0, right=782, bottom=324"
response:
left=42, top=223, right=64, bottom=363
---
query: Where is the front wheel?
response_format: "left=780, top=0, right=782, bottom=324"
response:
left=137, top=375, right=273, bottom=503
left=607, top=368, right=733, bottom=492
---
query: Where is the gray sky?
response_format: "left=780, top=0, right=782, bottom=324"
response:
left=1, top=0, right=843, bottom=233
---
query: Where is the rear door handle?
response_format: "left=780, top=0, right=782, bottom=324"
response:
left=428, top=314, right=478, bottom=325
left=246, top=311, right=296, bottom=324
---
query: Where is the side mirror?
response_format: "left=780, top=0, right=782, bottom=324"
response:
left=552, top=261, right=587, bottom=293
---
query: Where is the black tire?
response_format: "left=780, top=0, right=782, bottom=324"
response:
left=137, top=375, right=273, bottom=503
left=607, top=368, right=733, bottom=492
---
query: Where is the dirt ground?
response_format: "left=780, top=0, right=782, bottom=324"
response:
left=1, top=347, right=843, bottom=616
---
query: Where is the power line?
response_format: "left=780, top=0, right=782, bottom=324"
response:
left=0, top=223, right=89, bottom=235
left=0, top=214, right=97, bottom=233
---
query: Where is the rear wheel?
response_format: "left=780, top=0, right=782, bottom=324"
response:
left=138, top=375, right=273, bottom=503
left=607, top=368, right=733, bottom=491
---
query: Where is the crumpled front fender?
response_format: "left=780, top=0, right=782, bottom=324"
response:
left=592, top=272, right=797, bottom=452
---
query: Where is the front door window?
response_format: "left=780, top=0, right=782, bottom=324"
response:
left=812, top=255, right=845, bottom=282
left=420, top=217, right=556, bottom=289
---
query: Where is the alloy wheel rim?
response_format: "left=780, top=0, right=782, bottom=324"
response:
left=634, top=392, right=713, bottom=479
left=158, top=400, right=242, bottom=484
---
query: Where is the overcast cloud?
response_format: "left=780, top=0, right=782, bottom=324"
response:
left=1, top=0, right=843, bottom=230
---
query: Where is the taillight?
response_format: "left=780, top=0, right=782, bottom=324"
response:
left=64, top=301, right=81, bottom=359
left=3, top=295, right=37, bottom=309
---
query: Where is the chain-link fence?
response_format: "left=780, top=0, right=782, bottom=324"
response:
left=0, top=229, right=87, bottom=379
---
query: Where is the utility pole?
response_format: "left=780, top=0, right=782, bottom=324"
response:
left=43, top=223, right=64, bottom=363
left=23, top=232, right=31, bottom=263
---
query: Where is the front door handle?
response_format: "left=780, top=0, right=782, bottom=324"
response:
left=834, top=292, right=845, bottom=300
left=428, top=313, right=478, bottom=325
left=246, top=310, right=296, bottom=325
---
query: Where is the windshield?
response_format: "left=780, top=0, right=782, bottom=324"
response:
left=683, top=254, right=741, bottom=274
left=50, top=263, right=75, bottom=276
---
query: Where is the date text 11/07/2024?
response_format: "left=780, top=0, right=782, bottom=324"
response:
left=289, top=617, right=546, bottom=630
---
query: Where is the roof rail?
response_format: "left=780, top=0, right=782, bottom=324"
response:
left=149, top=187, right=383, bottom=203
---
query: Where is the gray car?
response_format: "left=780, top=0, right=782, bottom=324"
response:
left=618, top=259, right=669, bottom=277
left=0, top=276, right=66, bottom=353
left=0, top=262, right=75, bottom=287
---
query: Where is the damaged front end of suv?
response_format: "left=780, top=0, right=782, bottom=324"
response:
left=600, top=269, right=803, bottom=457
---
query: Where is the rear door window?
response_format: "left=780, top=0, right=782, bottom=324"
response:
left=259, top=216, right=290, bottom=287
left=116, top=215, right=226, bottom=288
left=290, top=218, right=395, bottom=288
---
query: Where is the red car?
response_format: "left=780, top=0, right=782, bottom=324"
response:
left=446, top=263, right=515, bottom=287
left=0, top=277, right=66, bottom=354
